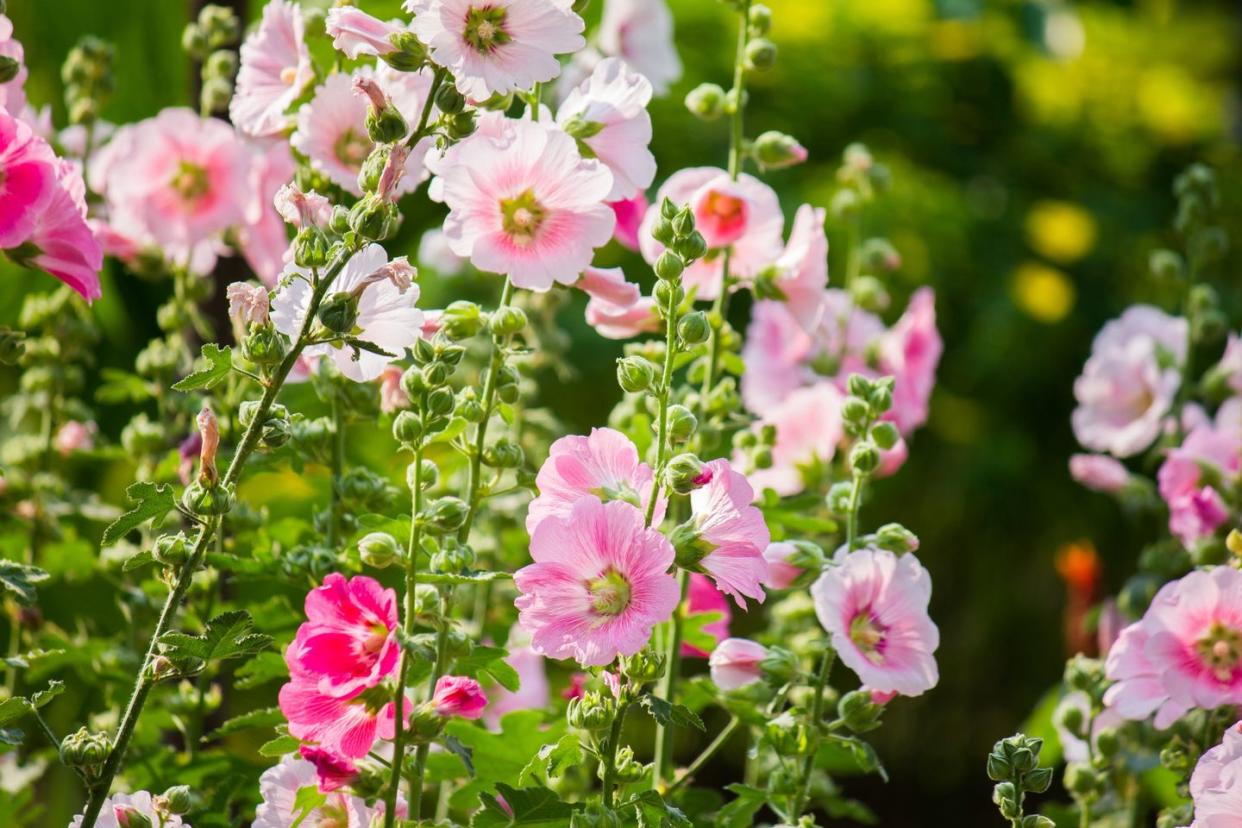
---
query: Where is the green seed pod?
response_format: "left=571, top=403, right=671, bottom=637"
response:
left=666, top=404, right=698, bottom=443
left=393, top=411, right=424, bottom=446
left=157, top=785, right=194, bottom=816
left=358, top=531, right=401, bottom=568
left=654, top=251, right=685, bottom=282
left=153, top=533, right=190, bottom=567
left=366, top=105, right=408, bottom=144
left=616, top=356, right=656, bottom=393
left=182, top=480, right=234, bottom=517
left=490, top=306, right=528, bottom=336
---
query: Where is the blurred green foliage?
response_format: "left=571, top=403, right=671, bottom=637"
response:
left=3, top=0, right=1241, bottom=824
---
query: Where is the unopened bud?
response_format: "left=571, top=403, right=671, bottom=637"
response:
left=490, top=306, right=527, bottom=336
left=666, top=404, right=698, bottom=443
left=752, top=130, right=807, bottom=170
left=157, top=785, right=194, bottom=816
left=617, top=356, right=656, bottom=393
left=744, top=38, right=777, bottom=71
left=685, top=83, right=726, bottom=121
left=359, top=532, right=401, bottom=568
left=424, top=497, right=468, bottom=533
left=655, top=251, right=685, bottom=282
left=665, top=453, right=709, bottom=495
left=678, top=312, right=710, bottom=345
left=317, top=292, right=360, bottom=335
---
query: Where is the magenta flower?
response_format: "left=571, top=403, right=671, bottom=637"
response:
left=326, top=7, right=403, bottom=59
left=1104, top=566, right=1242, bottom=729
left=407, top=0, right=585, bottom=100
left=433, top=675, right=489, bottom=719
left=230, top=0, right=314, bottom=137
left=1069, top=453, right=1130, bottom=494
left=811, top=547, right=940, bottom=697
left=278, top=668, right=402, bottom=758
left=557, top=57, right=655, bottom=201
left=1158, top=420, right=1240, bottom=546
left=15, top=158, right=103, bottom=302
left=597, top=0, right=682, bottom=95
left=298, top=745, right=358, bottom=793
left=527, top=427, right=664, bottom=535
left=254, top=755, right=380, bottom=828
left=879, top=287, right=943, bottom=435
left=763, top=542, right=804, bottom=590
left=709, top=637, right=768, bottom=691
left=285, top=573, right=400, bottom=698
left=681, top=573, right=732, bottom=658
left=1190, top=723, right=1242, bottom=827
left=608, top=193, right=648, bottom=250
left=0, top=107, right=55, bottom=248
left=684, top=459, right=770, bottom=607
left=515, top=496, right=680, bottom=666
left=438, top=119, right=615, bottom=291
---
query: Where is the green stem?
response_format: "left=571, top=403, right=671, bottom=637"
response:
left=645, top=279, right=681, bottom=527
left=410, top=588, right=454, bottom=817
left=845, top=470, right=865, bottom=551
left=652, top=570, right=690, bottom=789
left=790, top=648, right=836, bottom=819
left=667, top=716, right=740, bottom=792
left=327, top=392, right=344, bottom=550
left=601, top=701, right=630, bottom=808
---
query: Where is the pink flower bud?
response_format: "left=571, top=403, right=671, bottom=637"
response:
left=376, top=143, right=411, bottom=202
left=197, top=408, right=220, bottom=486
left=379, top=365, right=408, bottom=414
left=225, top=282, right=270, bottom=326
left=273, top=183, right=332, bottom=229
left=762, top=542, right=802, bottom=590
left=351, top=74, right=390, bottom=113
left=1069, top=453, right=1129, bottom=494
left=708, top=637, right=767, bottom=690
left=432, top=675, right=488, bottom=719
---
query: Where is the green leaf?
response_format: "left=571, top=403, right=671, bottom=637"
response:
left=0, top=561, right=48, bottom=606
left=234, top=651, right=288, bottom=690
left=472, top=783, right=576, bottom=827
left=122, top=549, right=157, bottom=572
left=259, top=735, right=302, bottom=757
left=638, top=694, right=705, bottom=732
left=714, top=783, right=767, bottom=828
left=101, top=482, right=177, bottom=546
left=446, top=711, right=563, bottom=789
left=96, top=368, right=154, bottom=404
left=205, top=706, right=284, bottom=740
left=0, top=697, right=33, bottom=728
left=30, top=680, right=63, bottom=710
left=341, top=338, right=396, bottom=358
left=518, top=732, right=582, bottom=786
left=290, top=785, right=327, bottom=828
left=158, top=610, right=273, bottom=674
left=431, top=417, right=469, bottom=444
left=679, top=611, right=724, bottom=657
left=173, top=343, right=234, bottom=391
left=629, top=790, right=692, bottom=828
left=456, top=645, right=520, bottom=692
left=821, top=733, right=888, bottom=782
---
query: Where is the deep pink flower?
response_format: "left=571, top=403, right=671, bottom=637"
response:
left=561, top=672, right=587, bottom=700
left=879, top=287, right=942, bottom=435
left=515, top=496, right=680, bottom=666
left=254, top=755, right=381, bottom=828
left=438, top=119, right=615, bottom=291
left=557, top=57, right=655, bottom=201
left=773, top=205, right=829, bottom=331
left=285, top=572, right=400, bottom=698
left=1104, top=566, right=1242, bottom=729
left=527, top=427, right=664, bottom=535
left=1158, top=421, right=1241, bottom=546
left=231, top=0, right=314, bottom=137
left=741, top=382, right=844, bottom=497
left=686, top=459, right=770, bottom=607
left=763, top=542, right=803, bottom=590
left=70, top=791, right=185, bottom=828
left=298, top=745, right=358, bottom=793
left=326, top=7, right=402, bottom=58
left=238, top=139, right=295, bottom=286
left=811, top=547, right=940, bottom=697
left=681, top=573, right=732, bottom=658
left=1069, top=454, right=1130, bottom=494
left=597, top=0, right=682, bottom=95
left=608, top=193, right=648, bottom=250
left=18, top=159, right=103, bottom=302
left=0, top=107, right=55, bottom=248
left=1190, top=722, right=1242, bottom=828
left=433, top=675, right=489, bottom=719
left=406, top=0, right=585, bottom=100
left=278, top=670, right=402, bottom=758
left=709, top=637, right=767, bottom=690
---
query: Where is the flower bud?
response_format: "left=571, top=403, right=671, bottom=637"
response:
left=1095, top=728, right=1119, bottom=758
left=435, top=84, right=466, bottom=115
left=60, top=727, right=111, bottom=768
left=870, top=421, right=900, bottom=451
left=199, top=77, right=233, bottom=115
left=348, top=193, right=399, bottom=241
left=156, top=785, right=194, bottom=816
left=431, top=541, right=476, bottom=574
left=611, top=746, right=647, bottom=784
left=114, top=807, right=154, bottom=828
left=671, top=206, right=695, bottom=239
left=849, top=440, right=881, bottom=474
left=293, top=227, right=330, bottom=268
left=616, top=356, right=656, bottom=393
left=0, top=56, right=20, bottom=85
left=665, top=453, right=709, bottom=495
left=841, top=395, right=870, bottom=427
left=685, top=82, right=727, bottom=121
left=826, top=481, right=853, bottom=515
left=837, top=689, right=883, bottom=733
left=422, top=360, right=451, bottom=388
left=654, top=251, right=685, bottom=282
left=567, top=690, right=616, bottom=731
left=407, top=458, right=439, bottom=491
left=484, top=439, right=524, bottom=468
left=359, top=532, right=401, bottom=568
left=441, top=300, right=485, bottom=340
left=666, top=404, right=698, bottom=443
left=427, top=387, right=455, bottom=418
left=752, top=130, right=807, bottom=170
left=872, top=522, right=919, bottom=554
left=744, top=38, right=777, bottom=71
left=490, top=306, right=527, bottom=336
left=445, top=110, right=477, bottom=140
left=993, top=782, right=1020, bottom=819
left=653, top=279, right=685, bottom=310
left=329, top=205, right=351, bottom=235
left=1148, top=249, right=1184, bottom=282
left=677, top=311, right=710, bottom=345
left=241, top=322, right=287, bottom=367
left=393, top=411, right=424, bottom=446
left=748, top=3, right=772, bottom=35
left=203, top=49, right=237, bottom=80
left=318, top=292, right=360, bottom=336
left=366, top=105, right=408, bottom=145
left=198, top=4, right=240, bottom=47
left=764, top=712, right=810, bottom=756
left=182, top=480, right=233, bottom=516
left=1054, top=700, right=1085, bottom=738
left=1063, top=762, right=1097, bottom=795
left=153, top=533, right=190, bottom=567
left=424, top=497, right=468, bottom=533
left=620, top=649, right=665, bottom=683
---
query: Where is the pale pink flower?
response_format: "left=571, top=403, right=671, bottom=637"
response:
left=379, top=365, right=409, bottom=413
left=763, top=542, right=803, bottom=590
left=1190, top=723, right=1242, bottom=828
left=813, top=288, right=888, bottom=382
left=682, top=573, right=732, bottom=658
left=709, top=638, right=768, bottom=691
left=1104, top=567, right=1242, bottom=729
left=406, top=0, right=586, bottom=100
left=773, top=205, right=829, bottom=331
left=298, top=745, right=358, bottom=793
left=70, top=791, right=186, bottom=828
left=438, top=119, right=615, bottom=291
left=526, top=427, right=664, bottom=535
left=418, top=228, right=467, bottom=276
left=230, top=0, right=314, bottom=137
left=515, top=496, right=680, bottom=666
left=1072, top=305, right=1188, bottom=457
left=1158, top=422, right=1241, bottom=546
left=577, top=266, right=641, bottom=307
left=238, top=140, right=296, bottom=286
left=608, top=193, right=647, bottom=250
left=326, top=7, right=402, bottom=59
left=55, top=420, right=96, bottom=456
left=742, top=382, right=844, bottom=497
left=227, top=282, right=271, bottom=327
left=811, top=547, right=940, bottom=697
left=1069, top=453, right=1130, bottom=494
left=740, top=300, right=814, bottom=414
left=1217, top=334, right=1242, bottom=396
left=253, top=755, right=379, bottom=828
left=0, top=107, right=55, bottom=248
left=17, top=159, right=103, bottom=302
left=557, top=57, right=655, bottom=201
left=638, top=167, right=784, bottom=300
left=271, top=244, right=424, bottom=382
left=433, top=675, right=489, bottom=719
left=273, top=184, right=332, bottom=230
left=484, top=646, right=549, bottom=728
left=597, top=0, right=682, bottom=95
left=425, top=109, right=518, bottom=202
left=278, top=668, right=403, bottom=757
left=0, top=15, right=28, bottom=114
left=686, top=459, right=770, bottom=607
left=586, top=294, right=659, bottom=339
left=602, top=670, right=622, bottom=699
left=879, top=287, right=942, bottom=435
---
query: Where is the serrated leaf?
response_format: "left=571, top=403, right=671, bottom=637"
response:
left=714, top=783, right=767, bottom=828
left=159, top=610, right=273, bottom=673
left=638, top=695, right=705, bottom=732
left=122, top=549, right=157, bottom=572
left=173, top=343, right=233, bottom=391
left=0, top=560, right=48, bottom=606
left=30, top=680, right=63, bottom=709
left=259, top=734, right=302, bottom=757
left=206, top=706, right=283, bottom=740
left=0, top=698, right=32, bottom=728
left=629, top=790, right=692, bottom=828
left=235, top=651, right=288, bottom=690
left=472, top=783, right=576, bottom=827
left=342, top=337, right=396, bottom=358
left=101, top=482, right=177, bottom=546
left=518, top=733, right=581, bottom=786
left=446, top=711, right=563, bottom=789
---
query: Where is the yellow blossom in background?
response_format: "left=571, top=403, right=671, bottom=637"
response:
left=1011, top=261, right=1076, bottom=324
left=1025, top=200, right=1097, bottom=264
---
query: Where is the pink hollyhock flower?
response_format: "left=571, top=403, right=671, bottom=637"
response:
left=484, top=646, right=549, bottom=728
left=278, top=668, right=403, bottom=757
left=1072, top=305, right=1187, bottom=457
left=773, top=204, right=829, bottom=331
left=55, top=420, right=96, bottom=456
left=0, top=15, right=28, bottom=115
left=273, top=183, right=332, bottom=230
left=814, top=288, right=888, bottom=381
left=1190, top=723, right=1242, bottom=828
left=230, top=0, right=314, bottom=137
left=1217, top=334, right=1242, bottom=396
left=709, top=637, right=768, bottom=690
left=254, top=755, right=380, bottom=828
left=742, top=382, right=844, bottom=497
left=684, top=459, right=770, bottom=607
left=406, top=0, right=585, bottom=100
left=557, top=57, right=655, bottom=201
left=1158, top=422, right=1241, bottom=546
left=238, top=139, right=295, bottom=286
left=0, top=108, right=55, bottom=248
left=602, top=670, right=622, bottom=699
left=285, top=572, right=400, bottom=698
left=576, top=266, right=641, bottom=307
left=438, top=119, right=615, bottom=291
left=740, top=300, right=814, bottom=413
left=811, top=546, right=940, bottom=697
left=880, top=287, right=943, bottom=435
left=526, top=427, right=664, bottom=535
left=326, top=7, right=402, bottom=58
left=586, top=293, right=659, bottom=339
left=638, top=167, right=784, bottom=300
left=379, top=365, right=409, bottom=413
left=16, top=159, right=103, bottom=302
left=1069, top=453, right=1129, bottom=494
left=298, top=745, right=358, bottom=793
left=763, top=541, right=803, bottom=590
left=418, top=228, right=467, bottom=276
left=608, top=193, right=647, bottom=250
left=681, top=573, right=732, bottom=658
left=515, top=496, right=680, bottom=666
left=597, top=0, right=682, bottom=95
left=70, top=793, right=186, bottom=828
left=433, top=675, right=489, bottom=719
left=561, top=672, right=587, bottom=700
left=226, top=282, right=270, bottom=327
left=272, top=243, right=424, bottom=382
left=1104, top=567, right=1242, bottom=729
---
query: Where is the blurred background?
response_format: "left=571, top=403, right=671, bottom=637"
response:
left=4, top=0, right=1242, bottom=823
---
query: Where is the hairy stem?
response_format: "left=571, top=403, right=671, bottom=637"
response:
left=791, top=647, right=836, bottom=819
left=410, top=588, right=454, bottom=817
left=652, top=569, right=690, bottom=789
left=601, top=701, right=630, bottom=808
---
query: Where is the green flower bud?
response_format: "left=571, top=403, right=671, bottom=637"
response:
left=198, top=4, right=240, bottom=47
left=837, top=689, right=883, bottom=733
left=114, top=807, right=154, bottom=828
left=744, top=38, right=777, bottom=71
left=846, top=373, right=874, bottom=399
left=992, top=782, right=1020, bottom=819
left=329, top=205, right=351, bottom=235
left=181, top=24, right=209, bottom=58
left=752, top=130, right=807, bottom=170
left=653, top=279, right=685, bottom=310
left=457, top=389, right=483, bottom=422
left=842, top=395, right=870, bottom=426
left=405, top=701, right=447, bottom=742
left=567, top=690, right=615, bottom=731
left=293, top=227, right=330, bottom=268
left=484, top=439, right=524, bottom=468
left=758, top=646, right=799, bottom=683
left=242, top=322, right=287, bottom=367
left=60, top=727, right=111, bottom=768
left=359, top=532, right=401, bottom=568
left=986, top=751, right=1012, bottom=782
left=357, top=144, right=390, bottom=194
left=685, top=82, right=727, bottom=121
left=826, top=481, right=853, bottom=515
left=441, top=300, right=485, bottom=340
left=435, top=84, right=466, bottom=115
left=348, top=193, right=398, bottom=241
left=407, top=458, right=439, bottom=491
left=655, top=250, right=685, bottom=282
left=1022, top=817, right=1055, bottom=828
left=381, top=31, right=428, bottom=71
left=748, top=3, right=773, bottom=35
left=620, top=649, right=664, bottom=683
left=849, top=440, right=881, bottom=474
left=431, top=541, right=476, bottom=574
left=678, top=311, right=710, bottom=345
left=676, top=231, right=707, bottom=263
left=871, top=421, right=900, bottom=451
left=393, top=411, right=424, bottom=446
left=424, top=497, right=468, bottom=533
left=610, top=746, right=647, bottom=784
left=427, top=387, right=455, bottom=418
left=764, top=712, right=810, bottom=756
left=0, top=56, right=19, bottom=85
left=665, top=453, right=708, bottom=495
left=616, top=356, right=656, bottom=393
left=157, top=785, right=194, bottom=816
left=671, top=207, right=695, bottom=238
left=445, top=110, right=477, bottom=140
left=203, top=49, right=237, bottom=80
left=1055, top=700, right=1085, bottom=739
left=199, top=77, right=233, bottom=114
left=181, top=480, right=233, bottom=517
left=422, top=360, right=451, bottom=388
left=0, top=327, right=24, bottom=365
left=317, top=291, right=359, bottom=336
left=872, top=522, right=919, bottom=554
left=1063, top=762, right=1097, bottom=795
left=1095, top=728, right=1120, bottom=758
left=153, top=533, right=190, bottom=567
left=666, top=404, right=698, bottom=443
left=366, top=106, right=408, bottom=145
left=490, top=306, right=528, bottom=336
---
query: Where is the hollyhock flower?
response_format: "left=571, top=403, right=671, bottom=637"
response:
left=406, top=0, right=586, bottom=100
left=418, top=228, right=467, bottom=276
left=1072, top=305, right=1188, bottom=457
left=683, top=459, right=770, bottom=607
left=772, top=205, right=829, bottom=331
left=326, top=7, right=402, bottom=59
left=638, top=168, right=783, bottom=300
left=253, top=755, right=379, bottom=828
left=602, top=670, right=622, bottom=699
left=1190, top=723, right=1242, bottom=827
left=811, top=546, right=940, bottom=697
left=433, top=675, right=489, bottom=719
left=438, top=119, right=615, bottom=291
left=576, top=266, right=641, bottom=307
left=682, top=573, right=732, bottom=658
left=1069, top=453, right=1129, bottom=494
left=226, top=282, right=270, bottom=327
left=742, top=382, right=845, bottom=497
left=561, top=673, right=587, bottom=700
left=238, top=140, right=295, bottom=286
left=55, top=420, right=96, bottom=456
left=484, top=646, right=549, bottom=728
left=1217, top=333, right=1242, bottom=395
left=0, top=108, right=56, bottom=248
left=298, top=745, right=358, bottom=793
left=17, top=160, right=103, bottom=302
left=597, top=0, right=682, bottom=95
left=880, top=287, right=942, bottom=435
left=763, top=542, right=803, bottom=590
left=515, top=496, right=680, bottom=666
left=1054, top=691, right=1124, bottom=764
left=278, top=668, right=402, bottom=757
left=526, top=427, right=664, bottom=535
left=273, top=183, right=332, bottom=230
left=709, top=638, right=768, bottom=690
left=1158, top=422, right=1241, bottom=546
left=285, top=572, right=400, bottom=698
left=0, top=15, right=28, bottom=114
left=586, top=294, right=659, bottom=339
left=70, top=791, right=186, bottom=828
left=740, top=300, right=814, bottom=413
left=608, top=193, right=647, bottom=250
left=379, top=365, right=409, bottom=413
left=230, top=0, right=314, bottom=137
left=271, top=243, right=424, bottom=382
left=1104, top=567, right=1242, bottom=729
left=814, top=289, right=888, bottom=381
left=557, top=57, right=655, bottom=201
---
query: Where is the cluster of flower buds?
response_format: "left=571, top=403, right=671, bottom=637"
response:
left=61, top=35, right=114, bottom=126
left=393, top=336, right=466, bottom=452
left=986, top=734, right=1054, bottom=828
left=182, top=4, right=240, bottom=115
left=59, top=727, right=111, bottom=777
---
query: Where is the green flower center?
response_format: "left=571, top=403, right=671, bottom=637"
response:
left=334, top=128, right=371, bottom=170
left=500, top=188, right=546, bottom=247
left=315, top=803, right=348, bottom=828
left=1196, top=621, right=1242, bottom=681
left=588, top=568, right=631, bottom=617
left=170, top=161, right=210, bottom=202
left=464, top=5, right=511, bottom=54
left=849, top=611, right=885, bottom=664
